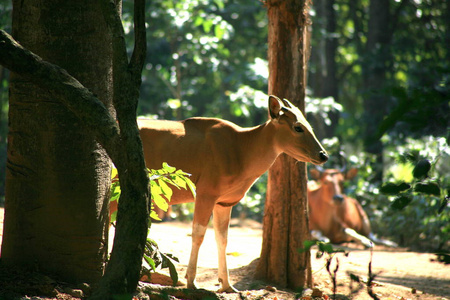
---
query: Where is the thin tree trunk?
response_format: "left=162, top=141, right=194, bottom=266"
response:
left=362, top=0, right=391, bottom=179
left=256, top=0, right=312, bottom=289
left=2, top=0, right=112, bottom=284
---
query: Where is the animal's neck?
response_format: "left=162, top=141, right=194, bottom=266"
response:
left=238, top=120, right=280, bottom=178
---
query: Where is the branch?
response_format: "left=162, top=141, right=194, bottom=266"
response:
left=129, top=0, right=147, bottom=86
left=0, top=29, right=122, bottom=165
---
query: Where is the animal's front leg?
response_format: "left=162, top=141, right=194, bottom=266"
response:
left=213, top=204, right=238, bottom=293
left=186, top=198, right=215, bottom=289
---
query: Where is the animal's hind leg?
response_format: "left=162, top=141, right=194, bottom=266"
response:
left=213, top=204, right=238, bottom=293
left=186, top=197, right=215, bottom=290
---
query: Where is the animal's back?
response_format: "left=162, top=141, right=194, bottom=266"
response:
left=137, top=117, right=249, bottom=204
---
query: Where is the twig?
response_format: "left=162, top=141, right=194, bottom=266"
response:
left=367, top=248, right=380, bottom=300
left=326, top=256, right=339, bottom=300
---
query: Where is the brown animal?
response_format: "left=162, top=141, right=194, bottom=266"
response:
left=307, top=167, right=397, bottom=248
left=133, top=96, right=328, bottom=292
left=308, top=167, right=373, bottom=247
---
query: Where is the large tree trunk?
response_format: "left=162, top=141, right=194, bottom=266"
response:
left=256, top=0, right=312, bottom=289
left=2, top=0, right=112, bottom=284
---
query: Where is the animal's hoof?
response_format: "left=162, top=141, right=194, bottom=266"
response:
left=363, top=239, right=374, bottom=248
left=218, top=285, right=239, bottom=293
left=186, top=281, right=198, bottom=290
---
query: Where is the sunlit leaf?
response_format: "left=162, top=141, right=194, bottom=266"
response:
left=172, top=175, right=187, bottom=190
left=162, top=162, right=176, bottom=173
left=158, top=178, right=173, bottom=200
left=152, top=193, right=169, bottom=212
left=213, top=0, right=225, bottom=10
left=111, top=167, right=118, bottom=180
left=150, top=210, right=161, bottom=221
left=110, top=210, right=117, bottom=223
left=143, top=254, right=156, bottom=272
left=184, top=177, right=197, bottom=198
left=214, top=24, right=224, bottom=40
left=202, top=19, right=213, bottom=33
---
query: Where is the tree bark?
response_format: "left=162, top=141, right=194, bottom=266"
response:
left=362, top=0, right=391, bottom=179
left=2, top=0, right=113, bottom=284
left=256, top=0, right=312, bottom=289
left=0, top=0, right=151, bottom=297
left=309, top=0, right=338, bottom=140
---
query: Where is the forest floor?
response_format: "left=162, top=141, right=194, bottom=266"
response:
left=0, top=208, right=449, bottom=300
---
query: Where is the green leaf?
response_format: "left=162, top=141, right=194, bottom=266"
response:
left=111, top=167, right=118, bottom=179
left=318, top=242, right=345, bottom=254
left=152, top=193, right=169, bottom=212
left=184, top=177, right=197, bottom=197
left=391, top=195, right=412, bottom=210
left=110, top=210, right=117, bottom=223
left=413, top=159, right=431, bottom=179
left=298, top=240, right=317, bottom=253
left=160, top=252, right=179, bottom=286
left=214, top=24, right=224, bottom=40
left=143, top=254, right=156, bottom=272
left=172, top=175, right=187, bottom=189
left=150, top=210, right=161, bottom=221
left=438, top=196, right=448, bottom=214
left=158, top=178, right=173, bottom=201
left=150, top=180, right=163, bottom=195
left=414, top=182, right=441, bottom=196
left=162, top=162, right=176, bottom=173
left=213, top=0, right=225, bottom=10
left=380, top=182, right=411, bottom=194
left=203, top=19, right=213, bottom=33
left=194, top=15, right=204, bottom=27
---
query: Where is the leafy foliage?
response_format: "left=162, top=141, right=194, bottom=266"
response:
left=345, top=136, right=450, bottom=251
left=110, top=163, right=196, bottom=285
left=0, top=0, right=448, bottom=253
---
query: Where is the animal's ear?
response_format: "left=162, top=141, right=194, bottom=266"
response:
left=345, top=168, right=358, bottom=180
left=281, top=98, right=294, bottom=108
left=268, top=95, right=283, bottom=119
left=309, top=168, right=321, bottom=180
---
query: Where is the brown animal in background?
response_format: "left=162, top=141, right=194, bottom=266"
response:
left=112, top=96, right=328, bottom=292
left=308, top=167, right=396, bottom=248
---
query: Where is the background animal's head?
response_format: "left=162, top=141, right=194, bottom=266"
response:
left=309, top=167, right=358, bottom=203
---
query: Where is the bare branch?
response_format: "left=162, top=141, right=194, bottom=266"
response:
left=129, top=0, right=147, bottom=86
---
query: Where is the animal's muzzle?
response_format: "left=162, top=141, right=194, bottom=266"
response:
left=333, top=194, right=344, bottom=203
left=319, top=151, right=328, bottom=163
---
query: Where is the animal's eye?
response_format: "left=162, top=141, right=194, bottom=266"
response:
left=294, top=125, right=304, bottom=133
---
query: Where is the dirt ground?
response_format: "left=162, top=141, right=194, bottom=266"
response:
left=146, top=219, right=449, bottom=300
left=1, top=208, right=449, bottom=299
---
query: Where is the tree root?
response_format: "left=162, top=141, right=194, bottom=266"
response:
left=138, top=282, right=225, bottom=300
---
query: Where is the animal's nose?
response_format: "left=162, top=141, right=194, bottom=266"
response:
left=319, top=151, right=328, bottom=162
left=333, top=195, right=344, bottom=203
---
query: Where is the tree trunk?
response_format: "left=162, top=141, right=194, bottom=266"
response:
left=2, top=0, right=112, bottom=284
left=256, top=0, right=312, bottom=289
left=362, top=0, right=391, bottom=179
left=308, top=0, right=338, bottom=140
